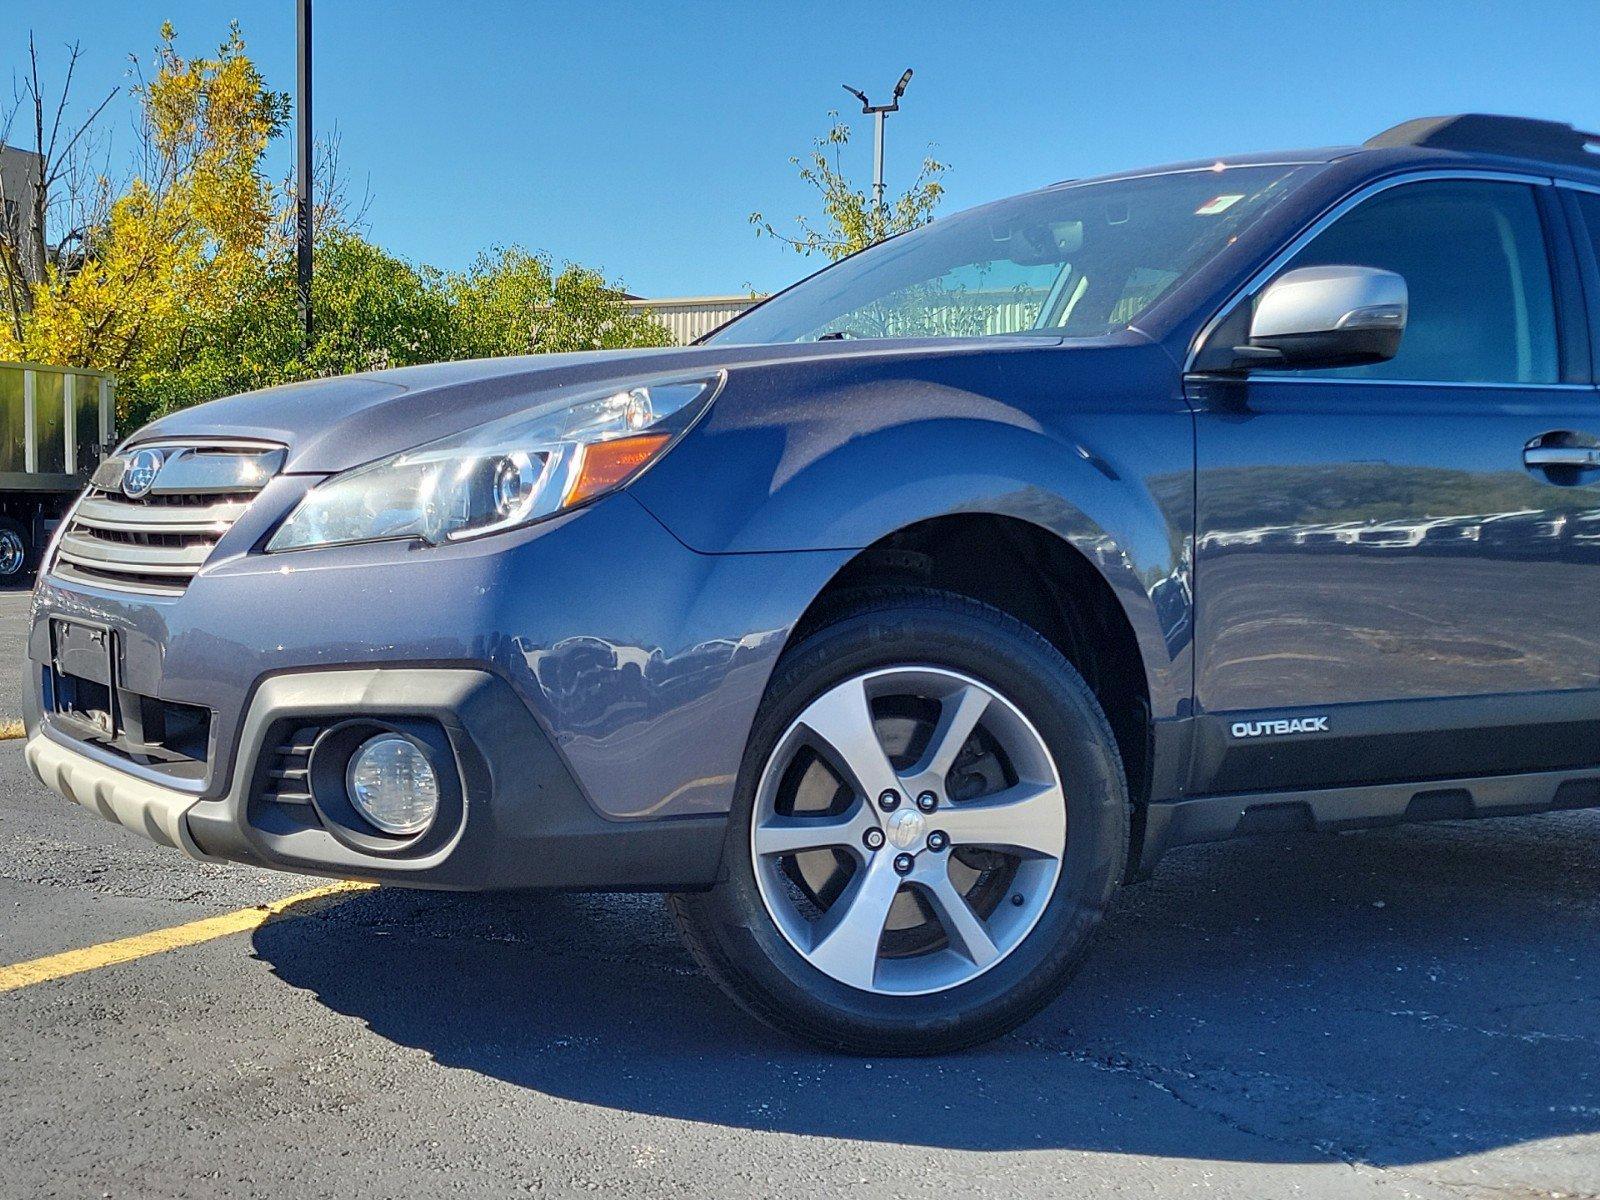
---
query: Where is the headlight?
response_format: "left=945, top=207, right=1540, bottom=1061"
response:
left=267, top=372, right=722, bottom=551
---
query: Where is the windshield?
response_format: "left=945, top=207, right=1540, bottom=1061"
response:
left=711, top=165, right=1313, bottom=345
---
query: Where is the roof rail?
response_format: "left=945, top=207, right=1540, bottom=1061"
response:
left=1365, top=114, right=1600, bottom=169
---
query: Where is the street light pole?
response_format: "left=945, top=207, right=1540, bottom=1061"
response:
left=843, top=69, right=913, bottom=213
left=872, top=107, right=886, bottom=210
left=296, top=0, right=313, bottom=347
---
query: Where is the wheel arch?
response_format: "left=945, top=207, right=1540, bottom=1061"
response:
left=780, top=512, right=1170, bottom=872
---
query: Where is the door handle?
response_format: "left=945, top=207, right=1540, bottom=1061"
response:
left=1524, top=445, right=1600, bottom=468
left=1524, top=436, right=1600, bottom=471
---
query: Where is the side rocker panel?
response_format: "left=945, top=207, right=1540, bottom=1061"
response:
left=1139, top=763, right=1600, bottom=874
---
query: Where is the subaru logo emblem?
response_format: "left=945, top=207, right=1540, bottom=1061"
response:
left=121, top=448, right=164, bottom=499
left=886, top=807, right=925, bottom=850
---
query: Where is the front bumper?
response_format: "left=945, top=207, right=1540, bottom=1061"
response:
left=26, top=491, right=851, bottom=889
left=27, top=664, right=729, bottom=890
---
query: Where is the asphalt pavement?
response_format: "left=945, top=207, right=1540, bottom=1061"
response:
left=1, top=585, right=1599, bottom=1199
left=0, top=580, right=29, bottom=723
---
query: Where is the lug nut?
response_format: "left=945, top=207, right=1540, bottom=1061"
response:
left=893, top=853, right=915, bottom=875
left=878, top=790, right=901, bottom=812
left=863, top=828, right=885, bottom=851
left=927, top=830, right=949, bottom=852
left=916, top=791, right=938, bottom=813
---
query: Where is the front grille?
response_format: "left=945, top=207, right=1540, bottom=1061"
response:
left=52, top=442, right=284, bottom=596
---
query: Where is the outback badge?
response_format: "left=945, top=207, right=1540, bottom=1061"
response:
left=1230, top=716, right=1330, bottom=739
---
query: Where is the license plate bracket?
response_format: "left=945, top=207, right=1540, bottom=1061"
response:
left=50, top=618, right=119, bottom=736
left=53, top=618, right=115, bottom=686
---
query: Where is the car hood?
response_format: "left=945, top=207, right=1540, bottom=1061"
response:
left=132, top=337, right=1081, bottom=474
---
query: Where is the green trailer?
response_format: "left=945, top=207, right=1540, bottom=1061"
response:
left=0, top=361, right=116, bottom=582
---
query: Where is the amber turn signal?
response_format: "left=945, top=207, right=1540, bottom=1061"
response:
left=564, top=432, right=673, bottom=507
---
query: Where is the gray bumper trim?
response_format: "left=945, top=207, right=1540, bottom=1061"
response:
left=29, top=666, right=728, bottom=892
left=26, top=733, right=220, bottom=861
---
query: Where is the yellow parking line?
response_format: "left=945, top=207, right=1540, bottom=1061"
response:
left=0, top=879, right=375, bottom=995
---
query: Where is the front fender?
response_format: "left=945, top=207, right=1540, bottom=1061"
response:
left=630, top=345, right=1194, bottom=719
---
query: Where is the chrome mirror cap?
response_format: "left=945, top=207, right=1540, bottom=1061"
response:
left=1228, top=264, right=1408, bottom=372
left=1252, top=264, right=1409, bottom=341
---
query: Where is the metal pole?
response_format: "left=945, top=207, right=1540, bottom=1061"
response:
left=873, top=108, right=886, bottom=212
left=845, top=71, right=910, bottom=224
left=62, top=373, right=75, bottom=475
left=296, top=0, right=313, bottom=346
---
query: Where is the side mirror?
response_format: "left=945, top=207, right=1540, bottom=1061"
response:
left=1233, top=265, right=1408, bottom=371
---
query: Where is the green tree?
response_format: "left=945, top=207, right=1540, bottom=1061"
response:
left=750, top=116, right=947, bottom=261
left=120, top=235, right=674, bottom=428
left=447, top=246, right=669, bottom=358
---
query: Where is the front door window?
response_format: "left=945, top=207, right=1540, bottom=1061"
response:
left=1268, top=179, right=1559, bottom=384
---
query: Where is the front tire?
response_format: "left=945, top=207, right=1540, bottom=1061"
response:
left=671, top=589, right=1128, bottom=1054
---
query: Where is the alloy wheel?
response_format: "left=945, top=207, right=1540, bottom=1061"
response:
left=750, top=666, right=1067, bottom=996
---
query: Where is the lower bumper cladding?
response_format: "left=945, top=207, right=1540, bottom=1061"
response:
left=26, top=734, right=217, bottom=861
left=29, top=666, right=728, bottom=893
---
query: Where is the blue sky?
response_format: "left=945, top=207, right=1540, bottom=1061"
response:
left=4, top=2, right=1600, bottom=298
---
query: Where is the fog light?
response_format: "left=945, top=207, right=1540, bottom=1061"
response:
left=345, top=733, right=439, bottom=835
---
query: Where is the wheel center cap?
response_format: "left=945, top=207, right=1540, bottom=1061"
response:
left=885, top=807, right=925, bottom=850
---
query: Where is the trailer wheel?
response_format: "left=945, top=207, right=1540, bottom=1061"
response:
left=0, top=517, right=35, bottom=584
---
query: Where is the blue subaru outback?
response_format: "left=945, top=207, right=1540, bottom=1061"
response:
left=27, top=114, right=1600, bottom=1052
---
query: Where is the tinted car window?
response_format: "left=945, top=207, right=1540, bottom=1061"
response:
left=1570, top=189, right=1600, bottom=240
left=711, top=165, right=1313, bottom=345
left=1273, top=180, right=1558, bottom=384
left=1561, top=188, right=1600, bottom=364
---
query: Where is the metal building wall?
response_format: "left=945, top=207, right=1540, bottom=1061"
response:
left=626, top=296, right=759, bottom=345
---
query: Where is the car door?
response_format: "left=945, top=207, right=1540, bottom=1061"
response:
left=1188, top=174, right=1600, bottom=795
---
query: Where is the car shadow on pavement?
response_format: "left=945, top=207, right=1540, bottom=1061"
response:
left=253, top=812, right=1600, bottom=1164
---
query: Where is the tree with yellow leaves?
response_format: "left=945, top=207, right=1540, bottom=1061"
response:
left=1, top=22, right=668, bottom=426
left=3, top=23, right=287, bottom=380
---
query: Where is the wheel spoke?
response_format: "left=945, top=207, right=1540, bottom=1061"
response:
left=795, top=675, right=900, bottom=802
left=921, top=867, right=999, bottom=968
left=916, top=683, right=991, bottom=782
left=806, top=854, right=903, bottom=990
left=754, top=801, right=876, bottom=857
left=938, top=781, right=1066, bottom=858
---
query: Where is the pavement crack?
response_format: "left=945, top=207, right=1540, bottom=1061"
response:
left=1011, top=1039, right=1367, bottom=1168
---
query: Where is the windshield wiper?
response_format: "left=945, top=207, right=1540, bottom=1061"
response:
left=816, top=330, right=853, bottom=341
